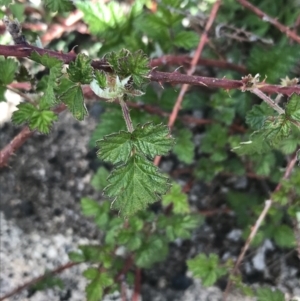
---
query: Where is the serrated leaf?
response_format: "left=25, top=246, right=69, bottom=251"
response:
left=272, top=224, right=296, bottom=248
left=83, top=268, right=99, bottom=280
left=187, top=253, right=227, bottom=287
left=246, top=102, right=275, bottom=130
left=162, top=183, right=189, bottom=214
left=80, top=198, right=101, bottom=216
left=96, top=131, right=132, bottom=164
left=30, top=52, right=62, bottom=68
left=286, top=93, right=300, bottom=122
left=105, top=49, right=150, bottom=86
left=256, top=287, right=285, bottom=301
left=91, top=167, right=109, bottom=191
left=85, top=277, right=103, bottom=301
left=135, top=236, right=168, bottom=268
left=68, top=54, right=93, bottom=84
left=0, top=57, right=18, bottom=85
left=44, top=0, right=73, bottom=12
left=232, top=131, right=272, bottom=155
left=172, top=128, right=194, bottom=164
left=11, top=103, right=36, bottom=124
left=29, top=110, right=58, bottom=134
left=264, top=115, right=292, bottom=144
left=68, top=251, right=85, bottom=263
left=0, top=86, right=6, bottom=101
left=173, top=31, right=199, bottom=50
left=96, top=123, right=174, bottom=164
left=94, top=70, right=107, bottom=89
left=248, top=45, right=299, bottom=83
left=132, top=123, right=174, bottom=159
left=40, top=64, right=62, bottom=109
left=59, top=78, right=88, bottom=121
left=0, top=0, right=13, bottom=5
left=104, top=154, right=171, bottom=216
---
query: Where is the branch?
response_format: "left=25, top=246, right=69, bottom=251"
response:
left=0, top=44, right=299, bottom=95
left=150, top=55, right=247, bottom=74
left=237, top=0, right=300, bottom=44
left=0, top=262, right=79, bottom=301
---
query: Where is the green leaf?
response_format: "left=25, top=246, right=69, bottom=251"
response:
left=0, top=57, right=18, bottom=85
left=172, top=128, right=194, bottom=164
left=89, top=107, right=127, bottom=147
left=272, top=224, right=296, bottom=248
left=173, top=31, right=199, bottom=50
left=31, top=273, right=64, bottom=291
left=248, top=45, right=299, bottom=83
left=83, top=268, right=99, bottom=280
left=96, top=123, right=174, bottom=164
left=96, top=131, right=132, bottom=164
left=28, top=110, right=58, bottom=134
left=132, top=123, right=174, bottom=159
left=104, top=154, right=171, bottom=216
left=94, top=70, right=107, bottom=89
left=44, top=0, right=73, bottom=12
left=285, top=93, right=300, bottom=122
left=105, top=49, right=150, bottom=86
left=58, top=78, right=88, bottom=121
left=30, top=52, right=62, bottom=69
left=264, top=115, right=292, bottom=144
left=232, top=131, right=271, bottom=155
left=246, top=102, right=275, bottom=130
left=68, top=54, right=93, bottom=84
left=0, top=0, right=13, bottom=5
left=91, top=167, right=109, bottom=191
left=135, top=236, right=168, bottom=268
left=80, top=198, right=101, bottom=217
left=85, top=277, right=103, bottom=301
left=68, top=251, right=85, bottom=263
left=162, top=183, right=189, bottom=214
left=256, top=287, right=285, bottom=301
left=187, top=253, right=227, bottom=287
left=11, top=103, right=36, bottom=124
left=40, top=64, right=62, bottom=109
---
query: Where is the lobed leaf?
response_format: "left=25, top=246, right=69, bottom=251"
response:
left=132, top=123, right=174, bottom=159
left=256, top=288, right=285, bottom=301
left=96, top=131, right=132, bottom=164
left=44, top=0, right=73, bottom=12
left=59, top=78, right=88, bottom=121
left=187, top=253, right=227, bottom=287
left=0, top=57, right=18, bottom=85
left=30, top=52, right=62, bottom=69
left=285, top=93, right=300, bottom=122
left=162, top=183, right=190, bottom=214
left=246, top=102, right=275, bottom=130
left=104, top=154, right=171, bottom=216
left=28, top=110, right=58, bottom=134
left=173, top=128, right=194, bottom=164
left=68, top=54, right=93, bottom=84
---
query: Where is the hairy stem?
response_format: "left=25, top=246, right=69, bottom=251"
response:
left=119, top=98, right=134, bottom=133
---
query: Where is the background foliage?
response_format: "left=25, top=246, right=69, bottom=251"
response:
left=0, top=0, right=299, bottom=300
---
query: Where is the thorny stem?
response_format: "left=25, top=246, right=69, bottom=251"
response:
left=251, top=88, right=285, bottom=114
left=0, top=262, right=79, bottom=301
left=119, top=98, right=134, bottom=133
left=237, top=0, right=300, bottom=44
